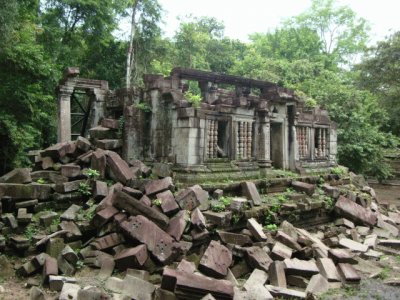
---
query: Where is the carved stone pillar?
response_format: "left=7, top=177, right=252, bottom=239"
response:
left=257, top=111, right=272, bottom=169
left=57, top=86, right=74, bottom=142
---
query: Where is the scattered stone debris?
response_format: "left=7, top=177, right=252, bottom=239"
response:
left=1, top=136, right=400, bottom=299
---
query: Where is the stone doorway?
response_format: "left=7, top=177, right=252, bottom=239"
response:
left=270, top=122, right=284, bottom=169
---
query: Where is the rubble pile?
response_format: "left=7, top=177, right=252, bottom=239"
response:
left=0, top=133, right=400, bottom=299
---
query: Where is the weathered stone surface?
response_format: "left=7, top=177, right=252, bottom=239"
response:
left=335, top=218, right=355, bottom=229
left=48, top=275, right=77, bottom=292
left=107, top=151, right=134, bottom=185
left=283, top=258, right=319, bottom=277
left=378, top=239, right=400, bottom=248
left=217, top=231, right=252, bottom=246
left=0, top=183, right=49, bottom=200
left=92, top=233, right=123, bottom=251
left=269, top=261, right=287, bottom=288
left=76, top=136, right=91, bottom=152
left=61, top=204, right=81, bottom=221
left=92, top=180, right=108, bottom=200
left=41, top=142, right=75, bottom=160
left=120, top=215, right=177, bottom=264
left=322, top=184, right=340, bottom=199
left=15, top=199, right=38, bottom=209
left=199, top=240, right=232, bottom=278
left=96, top=139, right=123, bottom=150
left=77, top=286, right=108, bottom=300
left=296, top=228, right=330, bottom=257
left=43, top=256, right=58, bottom=282
left=316, top=258, right=340, bottom=282
left=91, top=149, right=106, bottom=179
left=241, top=181, right=262, bottom=206
left=306, top=274, right=330, bottom=295
left=144, top=177, right=174, bottom=196
left=266, top=285, right=306, bottom=299
left=286, top=275, right=309, bottom=288
left=247, top=218, right=267, bottom=241
left=161, top=268, right=234, bottom=300
left=328, top=249, right=357, bottom=264
left=114, top=190, right=169, bottom=229
left=335, top=196, right=377, bottom=227
left=245, top=246, right=273, bottom=272
left=167, top=210, right=188, bottom=241
left=122, top=186, right=143, bottom=199
left=191, top=207, right=206, bottom=229
left=156, top=190, right=179, bottom=215
left=61, top=245, right=79, bottom=266
left=271, top=241, right=293, bottom=260
left=106, top=275, right=155, bottom=300
left=203, top=211, right=232, bottom=227
left=291, top=181, right=315, bottom=196
left=243, top=268, right=268, bottom=291
left=275, top=230, right=302, bottom=251
left=40, top=212, right=59, bottom=227
left=92, top=206, right=119, bottom=228
left=17, top=208, right=32, bottom=223
left=59, top=283, right=80, bottom=300
left=0, top=168, right=31, bottom=184
left=46, top=238, right=65, bottom=259
left=60, top=221, right=82, bottom=241
left=337, top=263, right=361, bottom=283
left=29, top=286, right=46, bottom=300
left=114, top=245, right=148, bottom=270
left=55, top=180, right=86, bottom=194
left=229, top=197, right=247, bottom=211
left=339, top=238, right=369, bottom=252
left=101, top=118, right=119, bottom=129
left=60, top=164, right=81, bottom=178
left=57, top=256, right=75, bottom=276
left=177, top=259, right=197, bottom=274
left=364, top=234, right=378, bottom=249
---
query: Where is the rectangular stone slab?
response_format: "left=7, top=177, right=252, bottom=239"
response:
left=283, top=258, right=319, bottom=277
left=199, top=240, right=233, bottom=278
left=269, top=261, right=287, bottom=288
left=156, top=190, right=179, bottom=215
left=114, top=245, right=148, bottom=270
left=337, top=263, right=361, bottom=282
left=106, top=151, right=134, bottom=185
left=217, top=231, right=252, bottom=246
left=316, top=258, right=341, bottom=282
left=166, top=210, right=188, bottom=241
left=144, top=177, right=174, bottom=196
left=241, top=181, right=262, bottom=206
left=266, top=285, right=306, bottom=299
left=114, top=190, right=169, bottom=230
left=334, top=196, right=377, bottom=226
left=161, top=268, right=234, bottom=300
left=245, top=246, right=273, bottom=272
left=247, top=218, right=267, bottom=241
left=119, top=215, right=177, bottom=264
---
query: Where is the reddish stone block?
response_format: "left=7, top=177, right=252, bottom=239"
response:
left=106, top=151, right=134, bottom=185
left=60, top=164, right=81, bottom=178
left=92, top=206, right=119, bottom=228
left=241, top=181, right=262, bottom=206
left=43, top=255, right=58, bottom=283
left=101, top=118, right=119, bottom=129
left=114, top=245, right=148, bottom=270
left=144, top=177, right=174, bottom=196
left=291, top=181, right=315, bottom=196
left=167, top=210, right=188, bottom=241
left=199, top=240, right=233, bottom=278
left=119, top=215, right=177, bottom=264
left=335, top=196, right=377, bottom=226
left=156, top=190, right=179, bottom=215
left=245, top=246, right=273, bottom=272
left=191, top=208, right=206, bottom=230
left=91, top=149, right=106, bottom=179
left=91, top=233, right=124, bottom=251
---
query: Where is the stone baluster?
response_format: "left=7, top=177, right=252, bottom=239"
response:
left=208, top=120, right=213, bottom=158
left=239, top=122, right=244, bottom=159
left=213, top=121, right=218, bottom=158
left=247, top=122, right=252, bottom=158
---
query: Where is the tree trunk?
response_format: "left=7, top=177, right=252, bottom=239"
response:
left=126, top=0, right=139, bottom=89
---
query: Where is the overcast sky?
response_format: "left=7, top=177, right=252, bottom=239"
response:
left=156, top=0, right=399, bottom=44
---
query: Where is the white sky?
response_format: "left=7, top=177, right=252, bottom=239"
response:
left=156, top=0, right=399, bottom=44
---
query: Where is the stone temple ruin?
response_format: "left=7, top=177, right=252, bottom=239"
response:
left=57, top=67, right=337, bottom=183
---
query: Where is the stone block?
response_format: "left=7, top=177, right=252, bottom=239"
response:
left=269, top=261, right=287, bottom=288
left=61, top=164, right=81, bottom=178
left=306, top=274, right=330, bottom=296
left=119, top=215, right=177, bottom=264
left=61, top=245, right=79, bottom=266
left=101, top=118, right=119, bottom=129
left=114, top=190, right=169, bottom=230
left=49, top=275, right=77, bottom=292
left=229, top=197, right=247, bottom=211
left=339, top=238, right=368, bottom=252
left=76, top=136, right=91, bottom=152
left=316, top=258, right=341, bottom=282
left=89, top=126, right=115, bottom=139
left=122, top=186, right=143, bottom=199
left=156, top=190, right=179, bottom=215
left=177, top=259, right=196, bottom=274
left=92, top=206, right=119, bottom=228
left=17, top=208, right=32, bottom=223
left=334, top=196, right=377, bottom=227
left=91, top=149, right=106, bottom=179
left=55, top=180, right=86, bottom=194
left=322, top=184, right=340, bottom=199
left=283, top=258, right=319, bottom=277
left=337, top=263, right=361, bottom=283
left=266, top=285, right=306, bottom=299
left=203, top=211, right=232, bottom=227
left=245, top=246, right=273, bottom=272
left=275, top=230, right=302, bottom=251
left=91, top=233, right=123, bottom=251
left=217, top=231, right=252, bottom=246
left=40, top=212, right=59, bottom=227
left=114, top=245, right=148, bottom=270
left=61, top=204, right=81, bottom=221
left=247, top=218, right=267, bottom=241
left=144, top=177, right=174, bottom=196
left=60, top=221, right=82, bottom=241
left=291, top=181, right=315, bottom=196
left=191, top=207, right=206, bottom=229
left=378, top=239, right=400, bottom=248
left=0, top=168, right=31, bottom=184
left=59, top=283, right=80, bottom=300
left=106, top=151, right=134, bottom=185
left=43, top=255, right=58, bottom=282
left=106, top=275, right=155, bottom=300
left=41, top=142, right=75, bottom=160
left=167, top=210, right=188, bottom=241
left=176, top=184, right=208, bottom=211
left=271, top=241, right=293, bottom=260
left=328, top=249, right=356, bottom=264
left=46, top=238, right=65, bottom=258
left=15, top=199, right=38, bottom=209
left=96, top=139, right=123, bottom=150
left=58, top=256, right=75, bottom=276
left=29, top=286, right=46, bottom=300
left=286, top=275, right=309, bottom=288
left=199, top=240, right=232, bottom=278
left=335, top=218, right=355, bottom=229
left=161, top=268, right=234, bottom=299
left=243, top=268, right=268, bottom=291
left=92, top=180, right=108, bottom=200
left=241, top=181, right=262, bottom=206
left=77, top=286, right=109, bottom=300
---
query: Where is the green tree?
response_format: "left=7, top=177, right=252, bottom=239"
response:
left=357, top=32, right=400, bottom=134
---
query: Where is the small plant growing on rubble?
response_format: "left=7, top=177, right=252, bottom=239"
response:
left=84, top=168, right=100, bottom=179
left=24, top=225, right=38, bottom=241
left=36, top=178, right=47, bottom=184
left=324, top=196, right=335, bottom=209
left=134, top=102, right=152, bottom=113
left=263, top=224, right=278, bottom=231
left=152, top=199, right=162, bottom=206
left=210, top=202, right=225, bottom=212
left=219, top=196, right=232, bottom=207
left=331, top=166, right=347, bottom=176
left=231, top=213, right=241, bottom=225
left=78, top=182, right=92, bottom=196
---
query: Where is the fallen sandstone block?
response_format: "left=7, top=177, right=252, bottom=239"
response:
left=334, top=196, right=377, bottom=227
left=199, top=240, right=232, bottom=278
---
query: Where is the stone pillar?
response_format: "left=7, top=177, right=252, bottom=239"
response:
left=257, top=111, right=272, bottom=170
left=90, top=87, right=108, bottom=130
left=57, top=86, right=74, bottom=142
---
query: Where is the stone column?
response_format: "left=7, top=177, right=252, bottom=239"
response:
left=257, top=111, right=272, bottom=170
left=57, top=85, right=74, bottom=142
